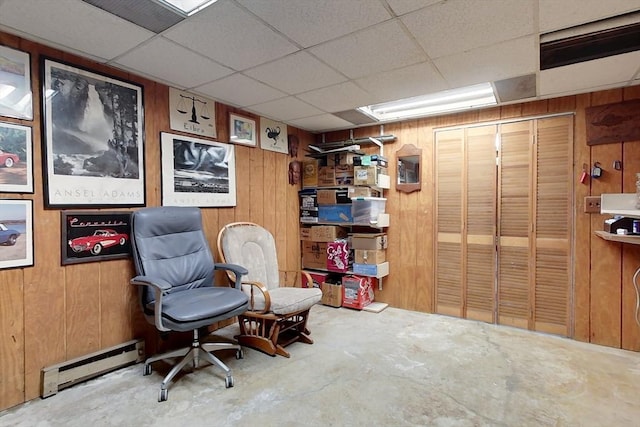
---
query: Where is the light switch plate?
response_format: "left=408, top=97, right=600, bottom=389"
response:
left=584, top=196, right=601, bottom=213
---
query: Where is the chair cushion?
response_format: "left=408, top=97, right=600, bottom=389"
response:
left=147, top=287, right=248, bottom=323
left=244, top=286, right=322, bottom=315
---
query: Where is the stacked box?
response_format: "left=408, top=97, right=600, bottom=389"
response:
left=351, top=261, right=389, bottom=277
left=300, top=227, right=313, bottom=241
left=351, top=197, right=386, bottom=224
left=321, top=282, right=342, bottom=307
left=318, top=166, right=336, bottom=186
left=317, top=189, right=351, bottom=205
left=348, top=186, right=381, bottom=199
left=326, top=240, right=349, bottom=272
left=303, top=160, right=318, bottom=187
left=310, top=225, right=348, bottom=242
left=301, top=270, right=328, bottom=288
left=350, top=233, right=388, bottom=250
left=342, top=275, right=375, bottom=310
left=354, top=165, right=388, bottom=186
left=318, top=205, right=353, bottom=223
left=354, top=249, right=386, bottom=264
left=327, top=152, right=358, bottom=166
left=353, top=154, right=389, bottom=168
left=302, top=241, right=328, bottom=270
left=335, top=164, right=354, bottom=185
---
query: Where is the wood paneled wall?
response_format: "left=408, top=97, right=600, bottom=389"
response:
left=0, top=32, right=312, bottom=410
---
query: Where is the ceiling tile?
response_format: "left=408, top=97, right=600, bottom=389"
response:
left=0, top=0, right=153, bottom=61
left=113, top=37, right=233, bottom=88
left=195, top=74, right=286, bottom=108
left=434, top=36, right=537, bottom=87
left=287, top=114, right=354, bottom=133
left=386, top=0, right=441, bottom=16
left=243, top=51, right=347, bottom=95
left=297, top=81, right=374, bottom=113
left=245, top=97, right=325, bottom=122
left=355, top=62, right=449, bottom=104
left=237, top=0, right=392, bottom=48
left=539, top=0, right=640, bottom=33
left=309, top=20, right=426, bottom=79
left=402, top=0, right=535, bottom=59
left=540, top=51, right=640, bottom=97
left=163, top=0, right=298, bottom=71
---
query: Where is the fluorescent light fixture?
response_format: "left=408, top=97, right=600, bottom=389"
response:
left=156, top=0, right=217, bottom=16
left=358, top=83, right=497, bottom=121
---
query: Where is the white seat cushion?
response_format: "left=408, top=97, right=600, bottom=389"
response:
left=244, top=285, right=322, bottom=315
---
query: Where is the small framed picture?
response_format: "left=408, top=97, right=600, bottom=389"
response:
left=0, top=121, right=33, bottom=193
left=0, top=199, right=34, bottom=270
left=260, top=116, right=288, bottom=154
left=169, top=87, right=216, bottom=139
left=0, top=45, right=33, bottom=120
left=60, top=210, right=132, bottom=265
left=229, top=113, right=256, bottom=146
left=161, top=132, right=236, bottom=207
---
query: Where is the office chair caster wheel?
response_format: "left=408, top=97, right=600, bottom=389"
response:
left=225, top=376, right=234, bottom=388
left=143, top=364, right=152, bottom=376
left=159, top=389, right=168, bottom=402
left=236, top=349, right=244, bottom=359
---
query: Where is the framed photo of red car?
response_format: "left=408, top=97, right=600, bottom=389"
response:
left=0, top=199, right=34, bottom=270
left=41, top=57, right=145, bottom=208
left=60, top=211, right=132, bottom=265
left=0, top=121, right=33, bottom=193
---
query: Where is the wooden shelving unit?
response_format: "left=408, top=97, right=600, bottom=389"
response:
left=594, top=230, right=640, bottom=245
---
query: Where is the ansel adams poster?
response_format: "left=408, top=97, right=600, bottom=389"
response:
left=169, top=87, right=216, bottom=138
left=161, top=132, right=236, bottom=207
left=42, top=58, right=145, bottom=207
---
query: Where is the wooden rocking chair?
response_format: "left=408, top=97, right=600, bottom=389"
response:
left=217, top=222, right=323, bottom=357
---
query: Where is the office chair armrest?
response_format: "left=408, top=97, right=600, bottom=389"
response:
left=130, top=275, right=172, bottom=332
left=241, top=280, right=271, bottom=314
left=214, top=263, right=248, bottom=289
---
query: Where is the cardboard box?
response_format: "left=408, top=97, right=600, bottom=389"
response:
left=334, top=164, right=354, bottom=185
left=317, top=189, right=351, bottom=205
left=318, top=166, right=336, bottom=186
left=302, top=241, right=328, bottom=270
left=326, top=240, right=349, bottom=272
left=321, top=282, right=342, bottom=307
left=310, top=225, right=348, bottom=242
left=300, top=227, right=313, bottom=241
left=350, top=233, right=388, bottom=250
left=354, top=165, right=388, bottom=186
left=299, top=189, right=317, bottom=209
left=342, top=275, right=375, bottom=310
left=300, top=208, right=319, bottom=223
left=352, top=261, right=389, bottom=277
left=354, top=249, right=386, bottom=264
left=302, top=270, right=328, bottom=288
left=327, top=152, right=358, bottom=166
left=353, top=154, right=389, bottom=168
left=303, top=160, right=318, bottom=187
left=348, top=187, right=381, bottom=199
left=318, top=204, right=353, bottom=223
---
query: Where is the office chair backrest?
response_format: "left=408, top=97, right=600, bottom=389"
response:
left=219, top=223, right=280, bottom=291
left=131, top=206, right=215, bottom=306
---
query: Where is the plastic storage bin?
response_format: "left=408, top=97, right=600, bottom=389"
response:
left=351, top=197, right=386, bottom=224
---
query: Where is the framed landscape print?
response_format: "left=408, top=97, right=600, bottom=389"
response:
left=160, top=132, right=236, bottom=207
left=0, top=45, right=33, bottom=120
left=60, top=210, right=132, bottom=265
left=229, top=113, right=256, bottom=146
left=0, top=199, right=33, bottom=270
left=0, top=121, right=33, bottom=193
left=169, top=87, right=216, bottom=138
left=41, top=57, right=145, bottom=207
left=259, top=116, right=288, bottom=154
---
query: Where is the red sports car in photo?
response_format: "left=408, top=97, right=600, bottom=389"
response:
left=69, top=229, right=128, bottom=255
left=0, top=150, right=19, bottom=168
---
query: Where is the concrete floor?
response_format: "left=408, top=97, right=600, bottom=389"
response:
left=2, top=305, right=640, bottom=427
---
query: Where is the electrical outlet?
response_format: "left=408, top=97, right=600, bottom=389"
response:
left=584, top=196, right=601, bottom=213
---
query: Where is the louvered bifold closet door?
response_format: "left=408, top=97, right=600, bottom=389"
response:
left=465, top=126, right=497, bottom=322
left=435, top=129, right=464, bottom=316
left=533, top=116, right=573, bottom=335
left=497, top=121, right=533, bottom=329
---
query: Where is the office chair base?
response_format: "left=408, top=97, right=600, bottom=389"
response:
left=143, top=336, right=242, bottom=402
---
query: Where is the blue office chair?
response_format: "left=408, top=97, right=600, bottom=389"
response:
left=130, top=206, right=249, bottom=402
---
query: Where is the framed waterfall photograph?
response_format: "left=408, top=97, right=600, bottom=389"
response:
left=41, top=57, right=145, bottom=208
left=160, top=132, right=236, bottom=207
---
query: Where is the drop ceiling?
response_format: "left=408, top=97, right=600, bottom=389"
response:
left=0, top=0, right=638, bottom=133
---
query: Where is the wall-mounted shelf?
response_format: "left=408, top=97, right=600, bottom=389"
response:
left=595, top=230, right=640, bottom=245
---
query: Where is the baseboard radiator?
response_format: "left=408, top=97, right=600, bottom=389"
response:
left=41, top=339, right=145, bottom=398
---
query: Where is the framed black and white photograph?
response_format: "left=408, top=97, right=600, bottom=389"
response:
left=161, top=132, right=236, bottom=207
left=41, top=57, right=145, bottom=208
left=0, top=199, right=33, bottom=270
left=260, top=116, right=288, bottom=154
left=0, top=45, right=33, bottom=120
left=61, top=210, right=131, bottom=265
left=0, top=121, right=33, bottom=193
left=169, top=87, right=216, bottom=139
left=229, top=113, right=256, bottom=146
